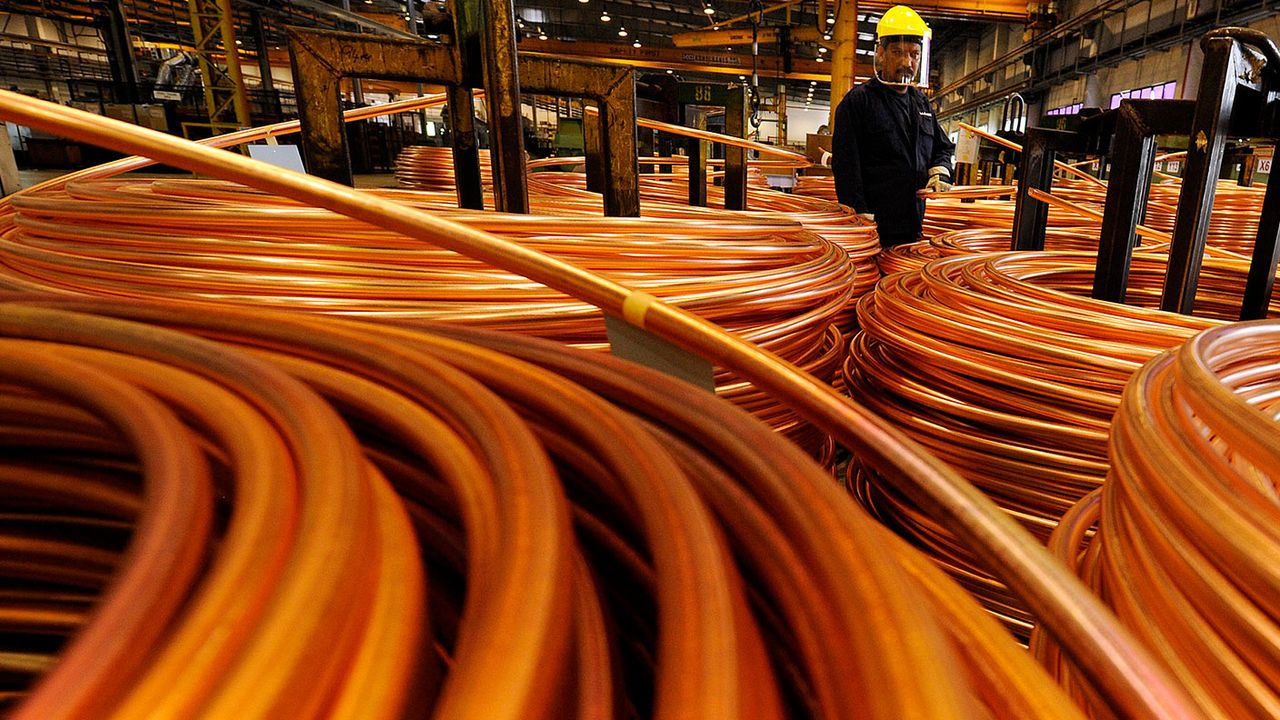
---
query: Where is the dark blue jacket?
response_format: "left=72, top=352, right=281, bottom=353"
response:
left=831, top=78, right=954, bottom=245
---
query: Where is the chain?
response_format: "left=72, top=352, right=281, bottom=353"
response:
left=747, top=0, right=763, bottom=128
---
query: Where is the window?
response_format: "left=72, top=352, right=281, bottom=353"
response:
left=1110, top=80, right=1177, bottom=108
left=1046, top=102, right=1082, bottom=117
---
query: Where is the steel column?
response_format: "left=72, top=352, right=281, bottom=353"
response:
left=447, top=85, right=484, bottom=210
left=583, top=111, right=604, bottom=194
left=725, top=85, right=747, bottom=210
left=1092, top=103, right=1158, bottom=302
left=1241, top=164, right=1280, bottom=319
left=686, top=106, right=708, bottom=207
left=250, top=10, right=280, bottom=116
left=98, top=0, right=140, bottom=103
left=1161, top=37, right=1252, bottom=313
left=1011, top=127, right=1081, bottom=250
left=1093, top=99, right=1195, bottom=302
left=465, top=0, right=528, bottom=213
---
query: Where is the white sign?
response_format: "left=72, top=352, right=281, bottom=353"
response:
left=955, top=129, right=979, bottom=165
left=248, top=144, right=306, bottom=174
left=1167, top=161, right=1181, bottom=173
left=1259, top=158, right=1272, bottom=174
left=152, top=90, right=183, bottom=101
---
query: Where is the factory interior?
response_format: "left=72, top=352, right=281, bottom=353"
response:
left=0, top=0, right=1279, bottom=717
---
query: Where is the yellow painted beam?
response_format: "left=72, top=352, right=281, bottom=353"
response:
left=672, top=25, right=828, bottom=48
left=715, top=0, right=1026, bottom=27
left=519, top=38, right=870, bottom=83
left=673, top=27, right=784, bottom=47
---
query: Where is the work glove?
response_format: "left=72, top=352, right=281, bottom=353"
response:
left=856, top=213, right=875, bottom=224
left=924, top=166, right=952, bottom=193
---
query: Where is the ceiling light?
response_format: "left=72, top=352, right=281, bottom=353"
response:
left=826, top=16, right=835, bottom=23
left=618, top=26, right=627, bottom=36
left=633, top=39, right=641, bottom=47
left=819, top=46, right=827, bottom=53
left=600, top=10, right=610, bottom=21
left=823, top=33, right=831, bottom=40
left=666, top=69, right=673, bottom=74
left=810, top=80, right=817, bottom=85
left=539, top=31, right=548, bottom=40
left=427, top=33, right=439, bottom=39
left=703, top=5, right=715, bottom=13
left=815, top=56, right=823, bottom=62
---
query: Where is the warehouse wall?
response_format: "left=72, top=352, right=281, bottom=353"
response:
left=935, top=3, right=1280, bottom=134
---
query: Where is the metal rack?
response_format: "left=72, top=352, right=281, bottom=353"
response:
left=1012, top=27, right=1280, bottom=321
left=287, top=0, right=653, bottom=217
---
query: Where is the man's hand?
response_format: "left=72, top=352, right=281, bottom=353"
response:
left=924, top=166, right=952, bottom=193
left=856, top=213, right=875, bottom=224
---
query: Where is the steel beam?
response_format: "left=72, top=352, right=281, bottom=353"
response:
left=520, top=39, right=864, bottom=82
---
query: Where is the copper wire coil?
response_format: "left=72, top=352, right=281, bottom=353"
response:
left=793, top=175, right=839, bottom=202
left=394, top=146, right=493, bottom=190
left=919, top=183, right=1108, bottom=239
left=844, top=250, right=1277, bottom=636
left=0, top=177, right=855, bottom=456
left=391, top=142, right=879, bottom=296
left=1035, top=319, right=1280, bottom=719
left=1144, top=180, right=1266, bottom=256
left=0, top=90, right=1211, bottom=719
left=0, top=295, right=1093, bottom=720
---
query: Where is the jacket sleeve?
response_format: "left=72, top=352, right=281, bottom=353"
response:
left=928, top=99, right=955, bottom=176
left=831, top=95, right=867, bottom=212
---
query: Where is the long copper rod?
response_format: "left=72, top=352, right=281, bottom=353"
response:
left=0, top=89, right=1199, bottom=720
left=958, top=123, right=1106, bottom=187
left=1026, top=187, right=1171, bottom=243
left=584, top=105, right=811, bottom=167
left=0, top=92, right=449, bottom=208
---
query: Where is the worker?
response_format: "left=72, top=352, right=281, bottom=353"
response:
left=831, top=5, right=954, bottom=247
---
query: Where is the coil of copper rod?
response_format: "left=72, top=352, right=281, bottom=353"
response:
left=0, top=90, right=1202, bottom=719
left=1036, top=319, right=1280, bottom=719
left=845, top=249, right=1276, bottom=639
left=0, top=176, right=856, bottom=459
left=0, top=293, right=1105, bottom=720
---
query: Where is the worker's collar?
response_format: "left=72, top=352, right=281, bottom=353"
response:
left=869, top=77, right=912, bottom=96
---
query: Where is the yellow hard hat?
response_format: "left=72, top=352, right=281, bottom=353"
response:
left=877, top=5, right=931, bottom=40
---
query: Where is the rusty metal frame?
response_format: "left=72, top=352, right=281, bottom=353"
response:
left=286, top=27, right=483, bottom=207
left=519, top=56, right=640, bottom=217
left=286, top=27, right=639, bottom=217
